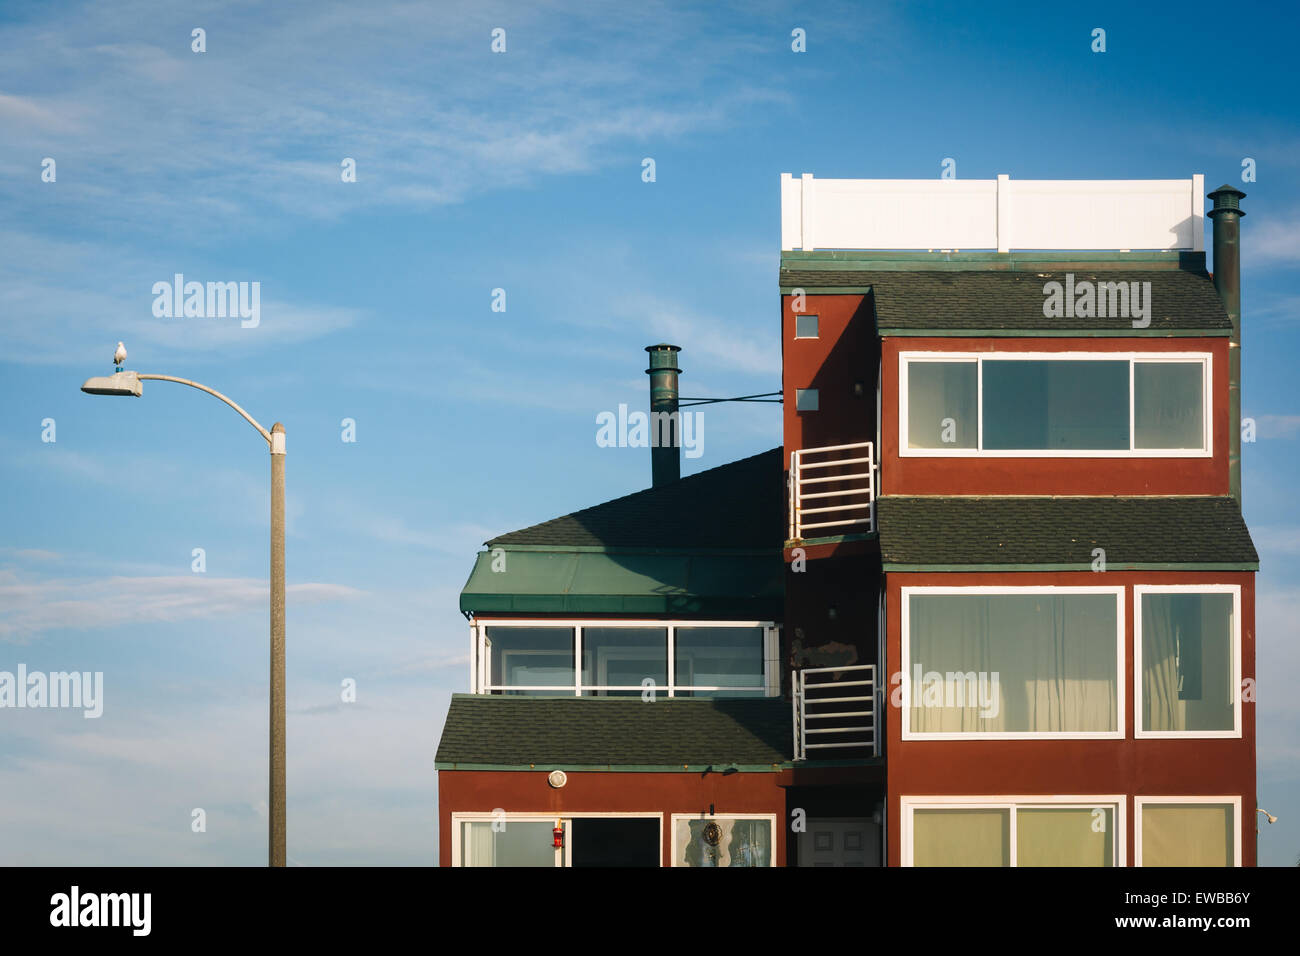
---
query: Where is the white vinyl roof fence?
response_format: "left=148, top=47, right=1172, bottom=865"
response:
left=780, top=173, right=1205, bottom=253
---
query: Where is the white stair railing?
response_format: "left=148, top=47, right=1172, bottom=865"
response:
left=788, top=441, right=875, bottom=541
left=792, top=664, right=878, bottom=761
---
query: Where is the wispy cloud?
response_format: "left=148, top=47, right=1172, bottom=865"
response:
left=1246, top=211, right=1300, bottom=266
left=0, top=571, right=363, bottom=640
left=1255, top=414, right=1300, bottom=439
left=0, top=0, right=785, bottom=233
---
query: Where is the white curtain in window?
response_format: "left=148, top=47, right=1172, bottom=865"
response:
left=909, top=594, right=1117, bottom=733
left=913, top=809, right=1009, bottom=867
left=1142, top=804, right=1233, bottom=866
left=461, top=821, right=557, bottom=867
left=461, top=822, right=497, bottom=867
left=1141, top=593, right=1234, bottom=732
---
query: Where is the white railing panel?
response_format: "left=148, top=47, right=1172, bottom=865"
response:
left=781, top=174, right=1204, bottom=252
left=788, top=441, right=875, bottom=541
left=793, top=664, right=877, bottom=761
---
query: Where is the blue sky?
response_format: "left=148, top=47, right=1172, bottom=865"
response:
left=0, top=0, right=1297, bottom=866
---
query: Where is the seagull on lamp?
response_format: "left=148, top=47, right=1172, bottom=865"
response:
left=113, top=341, right=127, bottom=371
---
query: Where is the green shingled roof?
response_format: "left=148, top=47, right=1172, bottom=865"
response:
left=459, top=548, right=784, bottom=616
left=877, top=496, right=1258, bottom=568
left=435, top=694, right=793, bottom=769
left=487, top=448, right=783, bottom=550
left=778, top=268, right=1231, bottom=334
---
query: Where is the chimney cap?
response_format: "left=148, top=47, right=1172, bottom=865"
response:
left=645, top=343, right=681, bottom=353
left=1208, top=184, right=1246, bottom=217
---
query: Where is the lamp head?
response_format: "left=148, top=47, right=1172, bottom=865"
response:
left=81, top=370, right=142, bottom=397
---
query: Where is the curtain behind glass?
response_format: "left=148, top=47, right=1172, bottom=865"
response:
left=913, top=809, right=1009, bottom=866
left=461, top=821, right=557, bottom=867
left=909, top=594, right=1117, bottom=733
left=1134, top=362, right=1203, bottom=449
left=1141, top=593, right=1234, bottom=732
left=1142, top=804, right=1233, bottom=866
left=1016, top=807, right=1113, bottom=866
left=907, top=361, right=977, bottom=448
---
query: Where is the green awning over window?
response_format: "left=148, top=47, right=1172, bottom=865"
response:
left=460, top=548, right=784, bottom=617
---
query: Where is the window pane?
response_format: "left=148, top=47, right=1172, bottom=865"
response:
left=913, top=809, right=1009, bottom=866
left=581, top=627, right=667, bottom=692
left=1017, top=807, right=1113, bottom=866
left=907, top=361, right=977, bottom=449
left=908, top=593, right=1118, bottom=733
left=795, top=314, right=819, bottom=338
left=487, top=627, right=574, bottom=688
left=1135, top=362, right=1204, bottom=450
left=795, top=388, right=819, bottom=411
left=675, top=818, right=771, bottom=866
left=674, top=626, right=764, bottom=690
left=461, top=821, right=558, bottom=867
left=1141, top=593, right=1235, bottom=732
left=984, top=360, right=1129, bottom=450
left=1142, top=804, right=1233, bottom=867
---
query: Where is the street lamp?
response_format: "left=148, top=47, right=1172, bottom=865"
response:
left=81, top=366, right=287, bottom=868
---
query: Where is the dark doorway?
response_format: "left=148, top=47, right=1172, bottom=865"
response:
left=570, top=818, right=660, bottom=867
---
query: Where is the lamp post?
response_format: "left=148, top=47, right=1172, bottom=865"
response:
left=81, top=367, right=287, bottom=868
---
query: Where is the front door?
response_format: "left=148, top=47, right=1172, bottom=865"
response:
left=797, top=817, right=879, bottom=866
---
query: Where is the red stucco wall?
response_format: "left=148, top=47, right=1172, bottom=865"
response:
left=782, top=294, right=877, bottom=472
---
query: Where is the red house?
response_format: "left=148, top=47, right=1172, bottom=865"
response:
left=435, top=174, right=1257, bottom=867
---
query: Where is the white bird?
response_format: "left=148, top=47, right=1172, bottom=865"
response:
left=113, top=341, right=127, bottom=367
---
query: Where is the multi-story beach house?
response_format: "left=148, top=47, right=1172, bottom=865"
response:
left=435, top=173, right=1256, bottom=867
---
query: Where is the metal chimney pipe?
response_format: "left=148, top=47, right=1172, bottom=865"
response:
left=1208, top=184, right=1245, bottom=505
left=645, top=344, right=682, bottom=487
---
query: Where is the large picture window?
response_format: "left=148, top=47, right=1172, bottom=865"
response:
left=902, top=587, right=1124, bottom=739
left=1135, top=798, right=1240, bottom=867
left=903, top=797, right=1123, bottom=867
left=900, top=352, right=1211, bottom=456
left=475, top=620, right=776, bottom=697
left=1135, top=585, right=1241, bottom=738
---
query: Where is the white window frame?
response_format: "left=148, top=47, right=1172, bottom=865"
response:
left=900, top=585, right=1126, bottom=740
left=451, top=811, right=665, bottom=868
left=794, top=313, right=820, bottom=339
left=473, top=619, right=779, bottom=697
left=1133, top=584, right=1242, bottom=739
left=1133, top=796, right=1242, bottom=867
left=900, top=795, right=1127, bottom=867
left=669, top=812, right=778, bottom=867
left=898, top=351, right=1213, bottom=458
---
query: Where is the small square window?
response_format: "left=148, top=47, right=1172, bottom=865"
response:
left=795, top=314, right=819, bottom=339
left=795, top=388, right=819, bottom=411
